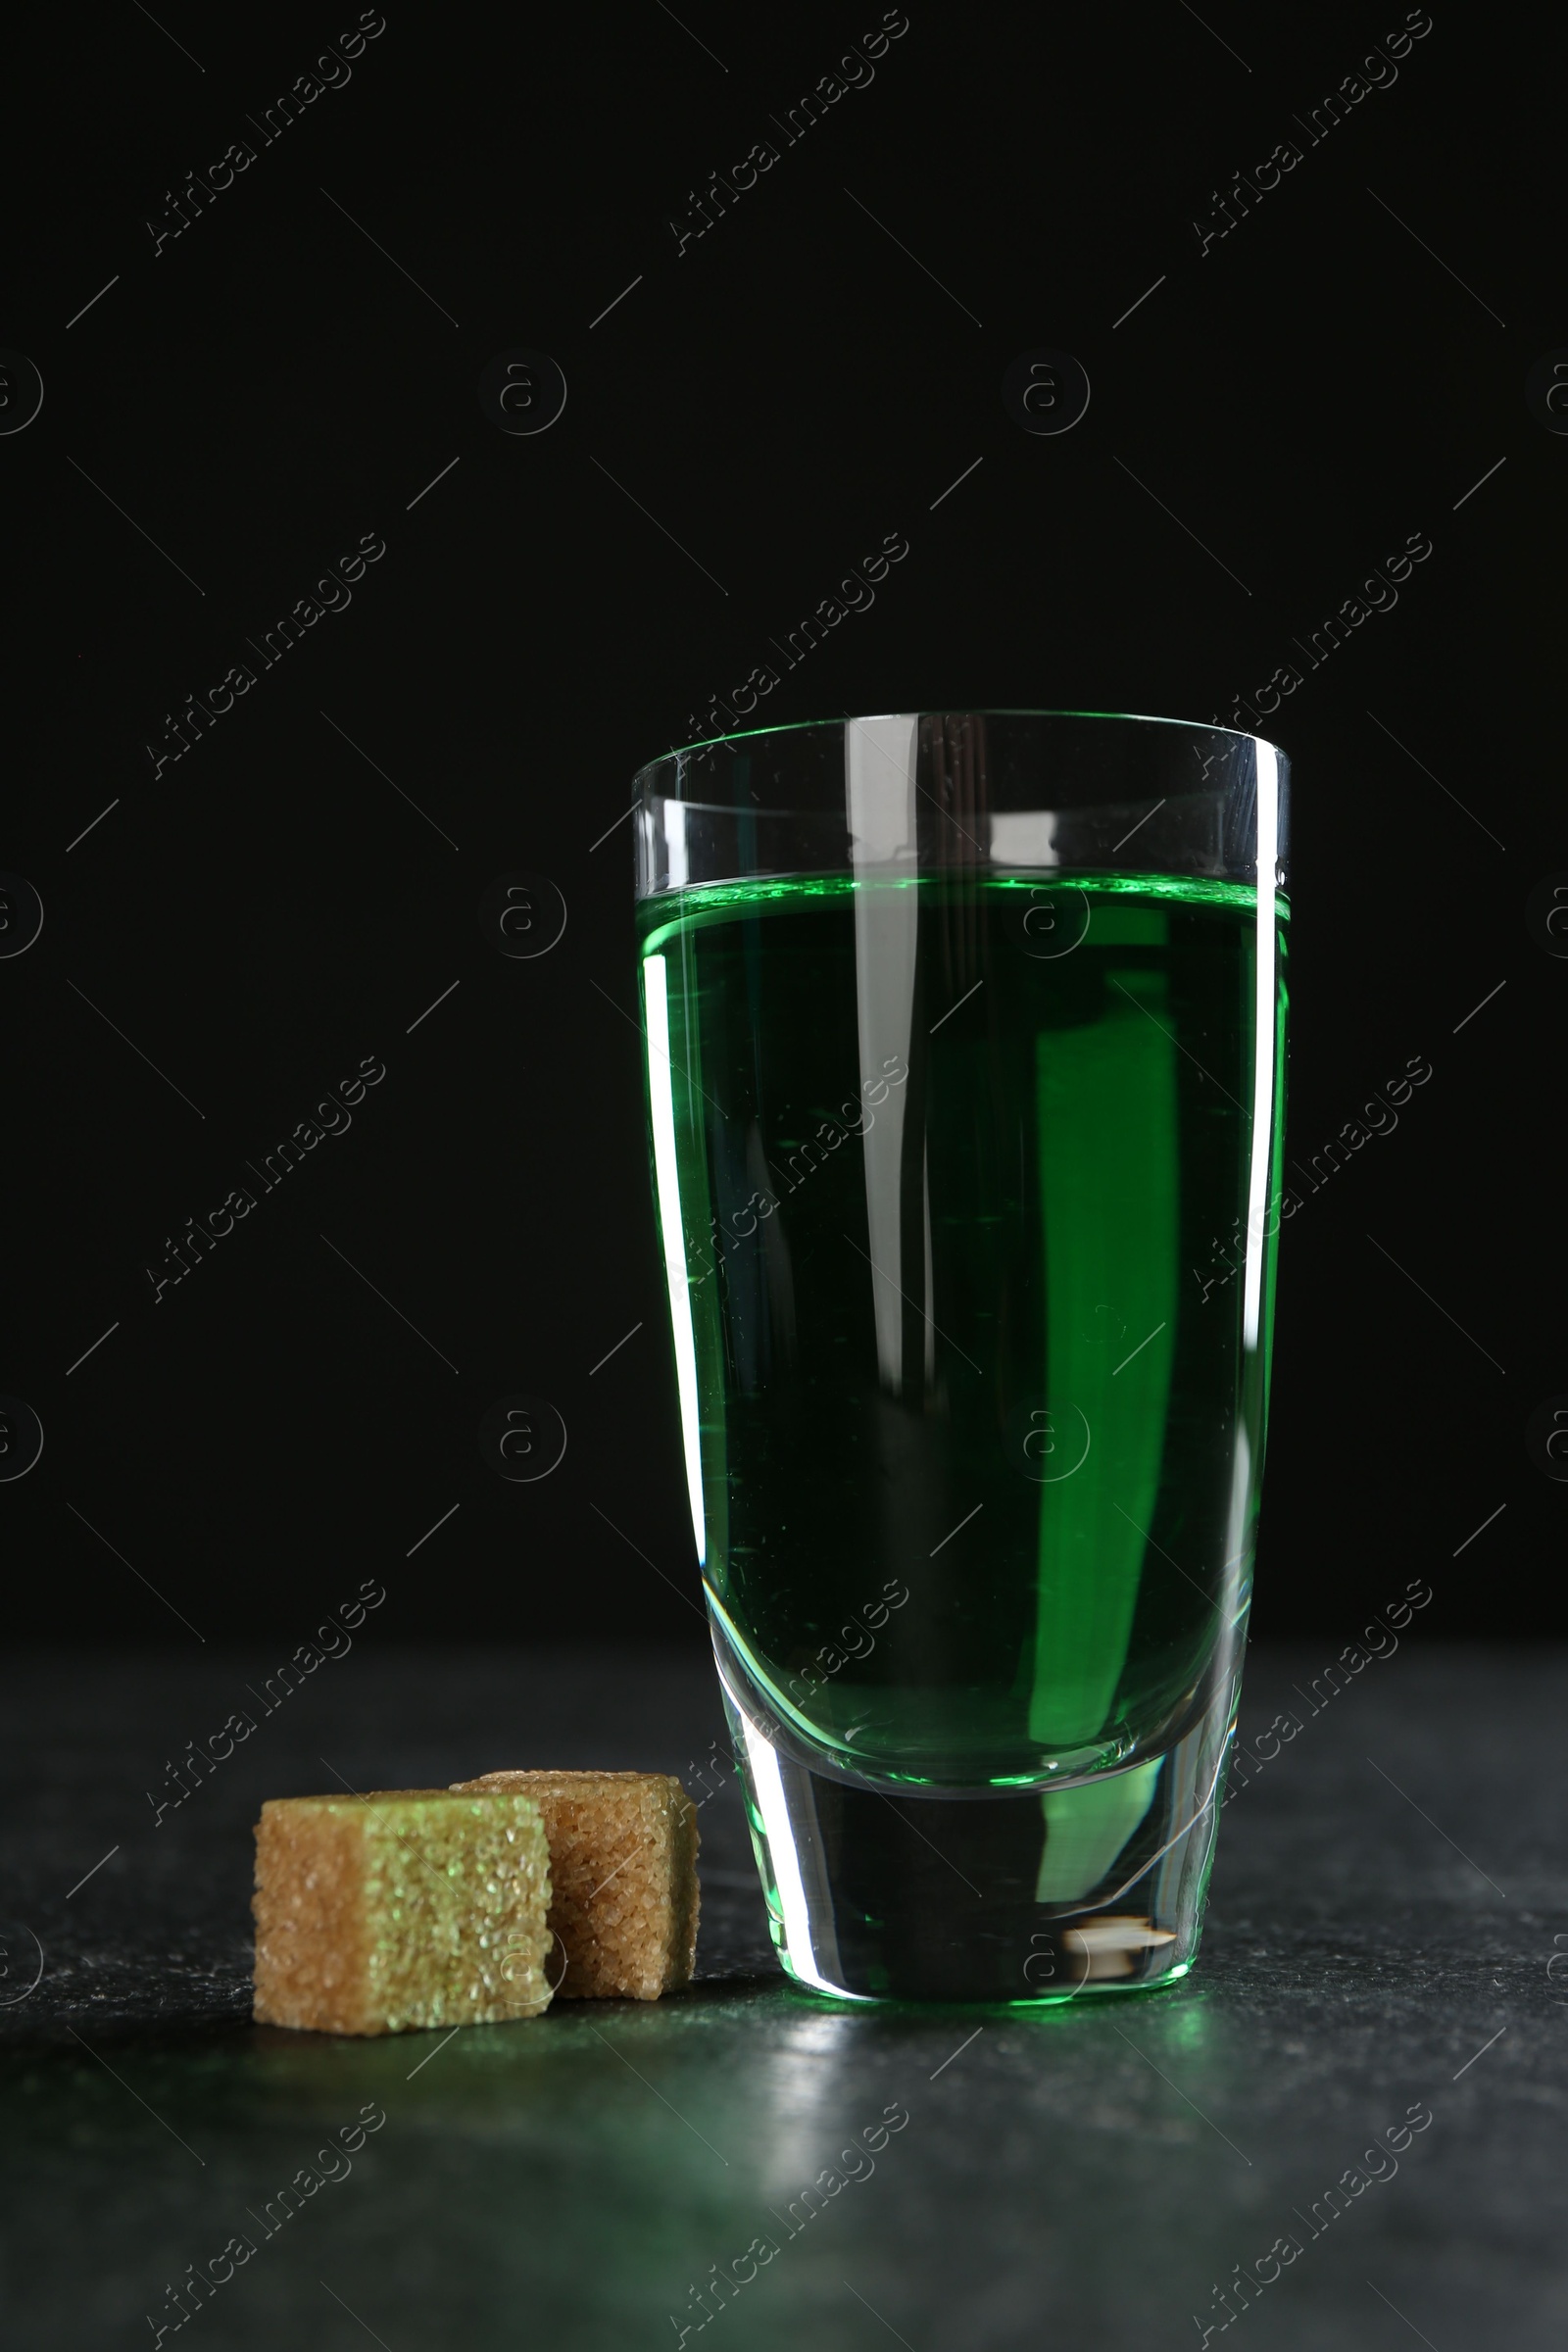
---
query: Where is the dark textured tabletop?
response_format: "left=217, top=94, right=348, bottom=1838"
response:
left=1, top=1642, right=1561, bottom=2349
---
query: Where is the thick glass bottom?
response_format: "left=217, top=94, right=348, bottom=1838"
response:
left=717, top=1642, right=1233, bottom=2005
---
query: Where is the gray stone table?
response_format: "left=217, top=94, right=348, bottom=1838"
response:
left=1, top=1642, right=1562, bottom=2349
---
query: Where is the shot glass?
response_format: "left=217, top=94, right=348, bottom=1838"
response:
left=635, top=711, right=1289, bottom=2002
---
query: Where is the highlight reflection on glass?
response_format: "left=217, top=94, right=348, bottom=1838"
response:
left=635, top=712, right=1290, bottom=2002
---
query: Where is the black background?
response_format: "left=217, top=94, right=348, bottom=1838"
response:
left=3, top=1, right=1562, bottom=1648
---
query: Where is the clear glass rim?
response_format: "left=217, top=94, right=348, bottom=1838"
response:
left=635, top=707, right=1289, bottom=790
left=632, top=708, right=1291, bottom=899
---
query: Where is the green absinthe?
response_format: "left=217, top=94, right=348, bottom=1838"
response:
left=640, top=872, right=1287, bottom=1791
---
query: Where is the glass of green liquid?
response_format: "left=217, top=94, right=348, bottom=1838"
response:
left=635, top=711, right=1289, bottom=2003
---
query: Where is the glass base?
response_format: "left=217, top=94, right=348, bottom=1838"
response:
left=717, top=1648, right=1232, bottom=2005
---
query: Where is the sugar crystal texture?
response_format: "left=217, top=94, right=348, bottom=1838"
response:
left=252, top=1789, right=552, bottom=2034
left=451, top=1771, right=698, bottom=2000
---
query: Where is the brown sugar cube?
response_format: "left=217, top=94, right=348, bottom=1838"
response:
left=450, top=1771, right=699, bottom=2000
left=253, top=1789, right=552, bottom=2035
